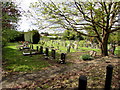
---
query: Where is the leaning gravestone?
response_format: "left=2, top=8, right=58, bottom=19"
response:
left=89, top=50, right=97, bottom=57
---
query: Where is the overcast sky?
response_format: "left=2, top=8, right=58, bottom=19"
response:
left=13, top=0, right=68, bottom=33
left=11, top=0, right=119, bottom=33
left=14, top=0, right=38, bottom=32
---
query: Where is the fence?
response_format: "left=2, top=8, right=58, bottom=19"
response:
left=78, top=65, right=114, bottom=90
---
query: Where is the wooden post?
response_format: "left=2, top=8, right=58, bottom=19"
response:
left=104, top=65, right=113, bottom=90
left=78, top=75, right=87, bottom=90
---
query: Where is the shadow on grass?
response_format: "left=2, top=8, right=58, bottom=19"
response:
left=2, top=47, right=51, bottom=72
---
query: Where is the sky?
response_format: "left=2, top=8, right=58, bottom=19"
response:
left=13, top=0, right=68, bottom=33
left=6, top=0, right=119, bottom=33
left=14, top=0, right=38, bottom=32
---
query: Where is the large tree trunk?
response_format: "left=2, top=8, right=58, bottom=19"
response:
left=100, top=34, right=109, bottom=56
left=100, top=42, right=108, bottom=56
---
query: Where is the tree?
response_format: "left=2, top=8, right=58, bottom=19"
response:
left=30, top=0, right=120, bottom=56
left=2, top=2, right=21, bottom=47
left=63, top=30, right=84, bottom=40
left=108, top=32, right=118, bottom=55
left=32, top=30, right=40, bottom=44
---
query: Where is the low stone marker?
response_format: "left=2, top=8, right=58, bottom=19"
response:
left=89, top=50, right=97, bottom=57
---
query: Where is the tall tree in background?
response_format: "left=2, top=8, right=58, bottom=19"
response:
left=2, top=2, right=21, bottom=47
left=30, top=0, right=120, bottom=56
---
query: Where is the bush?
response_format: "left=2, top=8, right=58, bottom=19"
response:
left=2, top=37, right=8, bottom=47
left=80, top=54, right=93, bottom=60
left=33, top=31, right=40, bottom=44
left=10, top=33, right=24, bottom=42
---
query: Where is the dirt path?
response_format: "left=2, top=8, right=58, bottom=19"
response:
left=2, top=52, right=120, bottom=89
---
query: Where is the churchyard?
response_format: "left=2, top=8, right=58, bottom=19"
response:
left=2, top=1, right=120, bottom=89
left=2, top=40, right=120, bottom=89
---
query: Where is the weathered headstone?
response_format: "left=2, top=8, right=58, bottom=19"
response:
left=74, top=44, right=78, bottom=50
left=31, top=45, right=33, bottom=49
left=45, top=48, right=49, bottom=56
left=89, top=50, right=97, bottom=57
left=59, top=53, right=66, bottom=64
left=51, top=49, right=56, bottom=59
left=44, top=48, right=49, bottom=59
left=40, top=46, right=43, bottom=54
left=67, top=44, right=71, bottom=53
left=36, top=46, right=39, bottom=51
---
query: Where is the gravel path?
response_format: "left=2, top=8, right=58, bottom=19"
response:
left=2, top=53, right=119, bottom=89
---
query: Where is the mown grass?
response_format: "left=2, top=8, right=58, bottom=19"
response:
left=4, top=41, right=119, bottom=72
left=2, top=43, right=51, bottom=72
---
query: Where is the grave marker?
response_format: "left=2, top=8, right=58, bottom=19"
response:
left=59, top=53, right=66, bottom=64
left=36, top=46, right=39, bottom=51
left=51, top=49, right=56, bottom=59
left=40, top=46, right=43, bottom=54
left=32, top=45, right=33, bottom=49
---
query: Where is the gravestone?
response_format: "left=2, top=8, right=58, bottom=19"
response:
left=67, top=44, right=71, bottom=53
left=45, top=48, right=49, bottom=56
left=59, top=53, right=66, bottom=64
left=74, top=44, right=78, bottom=50
left=89, top=50, right=97, bottom=57
left=51, top=49, right=56, bottom=59
left=44, top=48, right=49, bottom=59
left=36, top=46, right=39, bottom=51
left=40, top=46, right=43, bottom=54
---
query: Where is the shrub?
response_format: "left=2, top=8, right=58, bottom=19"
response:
left=10, top=33, right=24, bottom=42
left=80, top=54, right=93, bottom=60
left=33, top=31, right=40, bottom=44
left=2, top=37, right=8, bottom=47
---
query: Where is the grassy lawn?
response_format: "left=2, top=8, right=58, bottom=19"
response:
left=4, top=41, right=119, bottom=72
left=2, top=43, right=51, bottom=72
left=2, top=41, right=100, bottom=72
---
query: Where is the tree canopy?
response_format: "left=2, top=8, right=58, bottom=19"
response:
left=30, top=0, right=120, bottom=56
left=2, top=2, right=21, bottom=46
